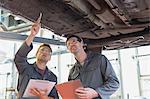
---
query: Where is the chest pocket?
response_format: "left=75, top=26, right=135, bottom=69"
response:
left=82, top=55, right=100, bottom=72
left=80, top=54, right=104, bottom=88
left=26, top=67, right=41, bottom=80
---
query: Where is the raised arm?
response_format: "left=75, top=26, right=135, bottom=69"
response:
left=26, top=14, right=41, bottom=46
left=14, top=14, right=41, bottom=74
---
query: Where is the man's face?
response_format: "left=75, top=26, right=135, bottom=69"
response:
left=36, top=46, right=51, bottom=62
left=66, top=37, right=83, bottom=54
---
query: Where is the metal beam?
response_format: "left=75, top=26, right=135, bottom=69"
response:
left=85, top=27, right=150, bottom=46
left=27, top=49, right=69, bottom=60
left=0, top=31, right=65, bottom=45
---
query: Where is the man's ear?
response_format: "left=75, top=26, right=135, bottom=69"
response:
left=83, top=43, right=87, bottom=50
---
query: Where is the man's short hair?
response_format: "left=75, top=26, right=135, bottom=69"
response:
left=66, top=35, right=82, bottom=43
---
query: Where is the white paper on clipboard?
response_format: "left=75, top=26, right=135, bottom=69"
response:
left=23, top=79, right=56, bottom=97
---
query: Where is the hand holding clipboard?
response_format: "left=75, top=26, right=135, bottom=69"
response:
left=56, top=80, right=83, bottom=99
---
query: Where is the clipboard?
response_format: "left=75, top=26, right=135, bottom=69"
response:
left=23, top=79, right=56, bottom=97
left=55, top=79, right=83, bottom=99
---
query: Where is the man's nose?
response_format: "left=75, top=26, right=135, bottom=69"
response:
left=70, top=42, right=76, bottom=47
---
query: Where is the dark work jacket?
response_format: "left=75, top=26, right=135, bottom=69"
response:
left=68, top=52, right=119, bottom=99
left=14, top=42, right=59, bottom=99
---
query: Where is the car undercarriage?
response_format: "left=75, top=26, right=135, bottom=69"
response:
left=0, top=0, right=149, bottom=51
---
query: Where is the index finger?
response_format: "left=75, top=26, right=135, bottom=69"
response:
left=37, top=13, right=42, bottom=23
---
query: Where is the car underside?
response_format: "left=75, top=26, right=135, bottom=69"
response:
left=0, top=0, right=150, bottom=51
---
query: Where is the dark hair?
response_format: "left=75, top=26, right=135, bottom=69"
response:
left=66, top=35, right=82, bottom=43
left=36, top=43, right=52, bottom=55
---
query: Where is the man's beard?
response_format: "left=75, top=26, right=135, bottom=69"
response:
left=37, top=58, right=48, bottom=63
